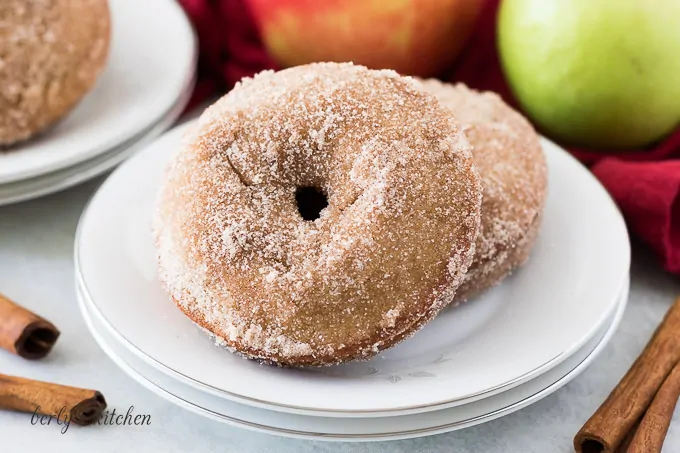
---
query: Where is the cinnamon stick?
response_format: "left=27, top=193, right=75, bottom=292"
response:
left=0, top=293, right=60, bottom=359
left=0, top=373, right=106, bottom=426
left=625, top=362, right=680, bottom=453
left=615, top=420, right=639, bottom=453
left=574, top=296, right=680, bottom=453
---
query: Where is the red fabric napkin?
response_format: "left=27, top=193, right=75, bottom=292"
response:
left=179, top=0, right=278, bottom=109
left=179, top=0, right=680, bottom=275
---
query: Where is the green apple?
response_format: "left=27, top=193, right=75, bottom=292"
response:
left=498, top=0, right=680, bottom=149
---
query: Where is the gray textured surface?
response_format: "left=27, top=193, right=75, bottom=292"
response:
left=0, top=179, right=678, bottom=453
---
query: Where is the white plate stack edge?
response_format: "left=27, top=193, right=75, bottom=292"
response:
left=0, top=0, right=197, bottom=206
left=74, top=123, right=631, bottom=441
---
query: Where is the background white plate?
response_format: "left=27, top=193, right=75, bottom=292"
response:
left=0, top=76, right=194, bottom=206
left=75, top=124, right=630, bottom=415
left=78, top=278, right=628, bottom=441
left=0, top=0, right=196, bottom=184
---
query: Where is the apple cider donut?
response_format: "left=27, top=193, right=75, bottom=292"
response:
left=418, top=80, right=547, bottom=302
left=155, top=63, right=482, bottom=366
left=0, top=0, right=110, bottom=146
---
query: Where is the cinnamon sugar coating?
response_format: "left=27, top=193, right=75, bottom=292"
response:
left=155, top=63, right=482, bottom=366
left=417, top=80, right=547, bottom=302
left=0, top=0, right=110, bottom=146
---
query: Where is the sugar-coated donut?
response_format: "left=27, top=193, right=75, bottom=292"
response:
left=155, top=63, right=482, bottom=366
left=0, top=0, right=110, bottom=146
left=417, top=80, right=547, bottom=302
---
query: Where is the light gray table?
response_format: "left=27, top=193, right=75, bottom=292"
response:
left=1, top=178, right=678, bottom=453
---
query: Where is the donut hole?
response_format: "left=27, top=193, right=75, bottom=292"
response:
left=295, top=186, right=328, bottom=221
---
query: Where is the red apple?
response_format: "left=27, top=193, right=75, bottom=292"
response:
left=246, top=0, right=484, bottom=77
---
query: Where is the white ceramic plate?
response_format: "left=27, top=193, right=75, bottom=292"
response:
left=75, top=123, right=630, bottom=416
left=0, top=76, right=194, bottom=206
left=0, top=0, right=196, bottom=184
left=78, top=278, right=628, bottom=441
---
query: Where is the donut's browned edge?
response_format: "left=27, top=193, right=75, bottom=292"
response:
left=159, top=201, right=481, bottom=367
left=453, top=211, right=543, bottom=304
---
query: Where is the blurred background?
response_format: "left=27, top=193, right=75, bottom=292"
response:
left=179, top=0, right=680, bottom=275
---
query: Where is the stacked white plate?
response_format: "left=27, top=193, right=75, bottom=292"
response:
left=75, top=123, right=631, bottom=442
left=0, top=0, right=196, bottom=206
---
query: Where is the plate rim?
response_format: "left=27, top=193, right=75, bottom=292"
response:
left=77, top=277, right=628, bottom=441
left=0, top=74, right=195, bottom=206
left=76, top=259, right=628, bottom=417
